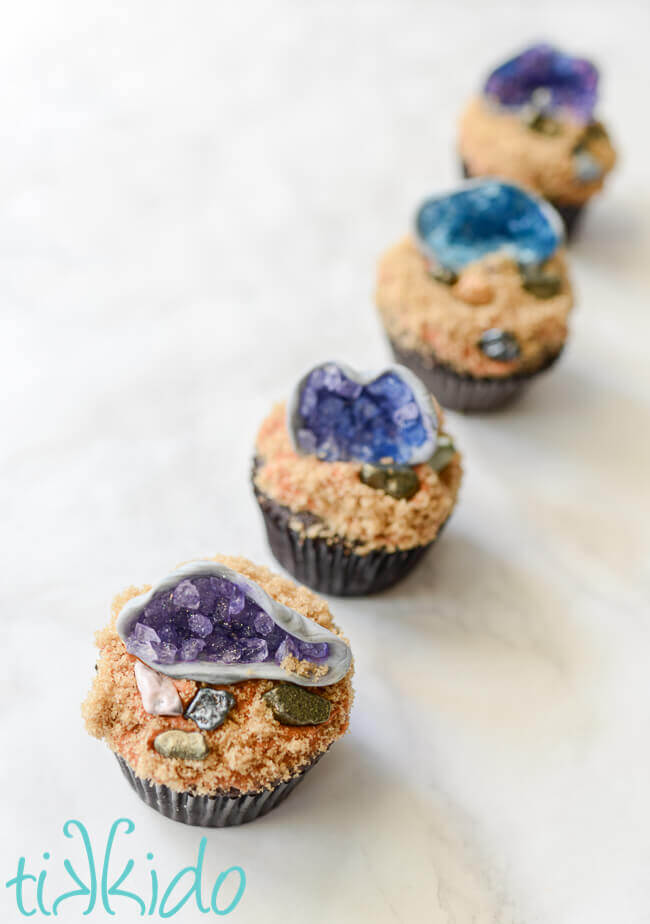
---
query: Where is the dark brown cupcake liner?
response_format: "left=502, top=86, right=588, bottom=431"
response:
left=388, top=339, right=561, bottom=412
left=252, top=469, right=444, bottom=596
left=460, top=160, right=585, bottom=240
left=115, top=752, right=323, bottom=827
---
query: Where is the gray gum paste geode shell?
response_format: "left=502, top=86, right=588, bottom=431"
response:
left=287, top=361, right=439, bottom=466
left=116, top=561, right=352, bottom=687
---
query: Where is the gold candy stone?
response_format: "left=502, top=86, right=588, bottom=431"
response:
left=521, top=266, right=562, bottom=299
left=525, top=111, right=561, bottom=136
left=263, top=684, right=331, bottom=726
left=153, top=730, right=208, bottom=760
left=454, top=268, right=494, bottom=305
left=429, top=264, right=458, bottom=286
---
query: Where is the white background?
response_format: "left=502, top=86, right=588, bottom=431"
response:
left=2, top=1, right=650, bottom=921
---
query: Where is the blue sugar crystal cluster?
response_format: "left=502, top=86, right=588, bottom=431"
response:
left=484, top=43, right=598, bottom=123
left=125, top=576, right=329, bottom=667
left=415, top=181, right=561, bottom=272
left=295, top=364, right=431, bottom=465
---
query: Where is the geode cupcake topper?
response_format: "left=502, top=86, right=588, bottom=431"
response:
left=116, top=561, right=351, bottom=687
left=288, top=361, right=439, bottom=466
left=415, top=180, right=564, bottom=272
left=484, top=43, right=599, bottom=123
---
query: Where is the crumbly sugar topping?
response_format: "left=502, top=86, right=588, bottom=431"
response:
left=254, top=403, right=462, bottom=553
left=458, top=96, right=616, bottom=204
left=82, top=555, right=354, bottom=796
left=281, top=654, right=329, bottom=680
left=376, top=237, right=572, bottom=377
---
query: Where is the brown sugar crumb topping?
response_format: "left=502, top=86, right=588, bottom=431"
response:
left=281, top=654, right=329, bottom=680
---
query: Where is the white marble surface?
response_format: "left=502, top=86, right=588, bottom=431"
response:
left=2, top=1, right=650, bottom=921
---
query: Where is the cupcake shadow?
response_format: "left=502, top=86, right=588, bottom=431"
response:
left=267, top=736, right=510, bottom=920
left=571, top=196, right=647, bottom=268
left=488, top=363, right=648, bottom=494
left=376, top=529, right=589, bottom=677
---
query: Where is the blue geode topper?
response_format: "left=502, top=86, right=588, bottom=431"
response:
left=415, top=180, right=563, bottom=273
left=288, top=362, right=438, bottom=466
left=484, top=43, right=599, bottom=123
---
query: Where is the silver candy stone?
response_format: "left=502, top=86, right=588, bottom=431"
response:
left=185, top=688, right=236, bottom=731
left=573, top=149, right=603, bottom=183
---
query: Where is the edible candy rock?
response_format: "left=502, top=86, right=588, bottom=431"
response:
left=185, top=688, right=235, bottom=731
left=478, top=329, right=521, bottom=362
left=263, top=684, right=331, bottom=726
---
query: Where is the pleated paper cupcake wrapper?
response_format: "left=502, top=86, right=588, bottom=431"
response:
left=115, top=753, right=322, bottom=827
left=253, top=481, right=439, bottom=596
left=460, top=160, right=585, bottom=239
left=389, top=339, right=562, bottom=413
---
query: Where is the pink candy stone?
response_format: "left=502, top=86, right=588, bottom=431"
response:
left=134, top=660, right=183, bottom=716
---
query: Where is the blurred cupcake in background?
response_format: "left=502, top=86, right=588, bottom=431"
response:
left=458, top=43, right=617, bottom=237
left=376, top=179, right=573, bottom=412
left=252, top=362, right=462, bottom=596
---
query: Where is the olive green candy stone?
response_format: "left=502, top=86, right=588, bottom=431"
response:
left=429, top=265, right=458, bottom=286
left=581, top=121, right=607, bottom=144
left=384, top=468, right=420, bottom=500
left=263, top=684, right=331, bottom=726
left=360, top=464, right=419, bottom=500
left=520, top=265, right=562, bottom=299
left=359, top=463, right=388, bottom=491
left=153, top=730, right=208, bottom=760
left=525, top=111, right=561, bottom=136
left=428, top=433, right=456, bottom=472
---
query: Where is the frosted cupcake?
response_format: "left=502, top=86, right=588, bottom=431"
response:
left=252, top=361, right=462, bottom=596
left=83, top=555, right=353, bottom=827
left=376, top=180, right=573, bottom=412
left=458, top=43, right=617, bottom=237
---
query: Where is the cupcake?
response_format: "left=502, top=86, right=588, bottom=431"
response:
left=252, top=361, right=462, bottom=596
left=82, top=555, right=353, bottom=827
left=458, top=43, right=617, bottom=237
left=376, top=180, right=573, bottom=412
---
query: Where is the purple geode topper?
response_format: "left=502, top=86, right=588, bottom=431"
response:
left=484, top=43, right=599, bottom=123
left=116, top=562, right=351, bottom=687
left=288, top=362, right=438, bottom=466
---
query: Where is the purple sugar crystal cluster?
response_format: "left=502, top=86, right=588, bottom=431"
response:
left=293, top=364, right=433, bottom=465
left=484, top=43, right=598, bottom=123
left=125, top=576, right=329, bottom=667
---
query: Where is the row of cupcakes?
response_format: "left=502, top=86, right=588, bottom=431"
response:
left=79, top=202, right=571, bottom=826
left=82, top=42, right=617, bottom=832
left=83, top=362, right=463, bottom=826
left=376, top=41, right=616, bottom=413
